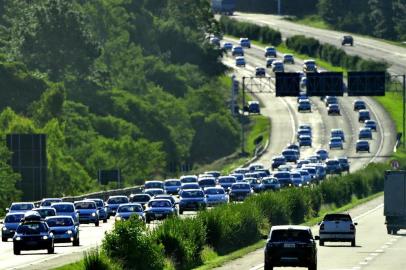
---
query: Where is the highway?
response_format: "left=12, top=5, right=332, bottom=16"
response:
left=231, top=12, right=406, bottom=75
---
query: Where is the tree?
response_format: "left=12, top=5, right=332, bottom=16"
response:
left=369, top=0, right=395, bottom=39
left=393, top=0, right=406, bottom=40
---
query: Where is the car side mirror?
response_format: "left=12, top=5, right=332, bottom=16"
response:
left=261, top=234, right=269, bottom=240
left=0, top=220, right=3, bottom=224
left=317, top=222, right=321, bottom=225
left=5, top=208, right=9, bottom=212
left=314, top=236, right=320, bottom=240
left=354, top=222, right=358, bottom=226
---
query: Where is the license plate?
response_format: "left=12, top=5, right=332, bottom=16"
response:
left=284, top=243, right=295, bottom=248
left=238, top=196, right=243, bottom=200
left=27, top=241, right=37, bottom=246
left=155, top=214, right=163, bottom=218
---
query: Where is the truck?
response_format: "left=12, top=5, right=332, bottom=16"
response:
left=211, top=0, right=235, bottom=15
left=384, top=170, right=406, bottom=234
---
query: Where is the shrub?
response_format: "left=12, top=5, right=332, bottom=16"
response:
left=83, top=248, right=111, bottom=270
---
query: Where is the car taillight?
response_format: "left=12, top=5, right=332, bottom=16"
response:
left=350, top=224, right=355, bottom=230
left=320, top=224, right=324, bottom=230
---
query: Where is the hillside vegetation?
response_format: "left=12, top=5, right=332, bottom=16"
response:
left=0, top=0, right=239, bottom=210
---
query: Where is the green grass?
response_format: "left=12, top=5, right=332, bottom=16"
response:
left=375, top=91, right=403, bottom=133
left=245, top=115, right=270, bottom=155
left=53, top=261, right=83, bottom=270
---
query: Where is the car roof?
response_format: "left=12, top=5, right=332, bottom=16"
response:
left=45, top=215, right=74, bottom=220
left=271, top=225, right=311, bottom=231
left=149, top=199, right=172, bottom=203
left=11, top=202, right=34, bottom=205
left=5, top=212, right=25, bottom=217
left=108, top=195, right=128, bottom=198
left=118, top=203, right=143, bottom=207
left=52, top=202, right=74, bottom=205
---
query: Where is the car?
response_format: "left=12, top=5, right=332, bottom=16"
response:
left=13, top=212, right=54, bottom=255
left=209, top=36, right=220, bottom=46
left=325, top=96, right=338, bottom=107
left=302, top=166, right=318, bottom=182
left=115, top=203, right=145, bottom=222
left=45, top=216, right=79, bottom=246
left=129, top=193, right=151, bottom=209
left=303, top=59, right=317, bottom=73
left=296, top=170, right=312, bottom=185
left=296, top=159, right=310, bottom=169
left=246, top=178, right=262, bottom=193
left=286, top=143, right=300, bottom=154
left=143, top=188, right=165, bottom=197
left=204, top=171, right=221, bottom=178
left=7, top=202, right=35, bottom=213
left=264, top=46, right=277, bottom=57
left=313, top=164, right=327, bottom=180
left=283, top=54, right=295, bottom=64
left=271, top=60, right=284, bottom=73
left=249, top=163, right=265, bottom=171
left=198, top=177, right=216, bottom=189
left=325, top=159, right=342, bottom=175
left=364, top=120, right=377, bottom=131
left=229, top=183, right=253, bottom=202
left=299, top=135, right=312, bottom=147
left=315, top=149, right=329, bottom=161
left=86, top=199, right=108, bottom=223
left=260, top=177, right=281, bottom=191
left=266, top=57, right=277, bottom=68
left=222, top=42, right=233, bottom=50
left=105, top=196, right=129, bottom=218
left=272, top=171, right=292, bottom=188
left=299, top=124, right=312, bottom=133
left=180, top=175, right=198, bottom=184
left=356, top=140, right=370, bottom=153
left=278, top=164, right=293, bottom=172
left=154, top=195, right=177, bottom=208
left=51, top=202, right=79, bottom=225
left=229, top=173, right=244, bottom=182
left=145, top=199, right=176, bottom=222
left=218, top=176, right=237, bottom=191
left=271, top=155, right=287, bottom=170
left=255, top=67, right=266, bottom=77
left=290, top=172, right=304, bottom=187
left=204, top=187, right=229, bottom=206
left=163, top=179, right=182, bottom=195
left=298, top=99, right=311, bottom=112
left=319, top=213, right=357, bottom=246
left=307, top=155, right=322, bottom=164
left=329, top=137, right=344, bottom=150
left=74, top=200, right=99, bottom=226
left=233, top=167, right=250, bottom=174
left=232, top=45, right=244, bottom=56
left=180, top=183, right=201, bottom=191
left=178, top=189, right=207, bottom=214
left=235, top=56, right=246, bottom=67
left=353, top=99, right=366, bottom=111
left=264, top=225, right=318, bottom=270
left=359, top=127, right=373, bottom=140
left=327, top=104, right=340, bottom=115
left=281, top=149, right=299, bottom=163
left=144, top=180, right=164, bottom=190
left=1, top=212, right=24, bottom=242
left=358, top=109, right=371, bottom=122
left=331, top=128, right=345, bottom=142
left=248, top=100, right=260, bottom=114
left=32, top=207, right=56, bottom=219
left=239, top=37, right=251, bottom=48
left=244, top=172, right=262, bottom=180
left=342, top=35, right=354, bottom=46
left=297, top=128, right=312, bottom=140
left=40, top=198, right=62, bottom=207
left=255, top=169, right=271, bottom=178
left=338, top=157, right=350, bottom=172
left=300, top=76, right=307, bottom=89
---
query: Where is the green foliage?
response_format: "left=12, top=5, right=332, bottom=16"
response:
left=83, top=248, right=111, bottom=270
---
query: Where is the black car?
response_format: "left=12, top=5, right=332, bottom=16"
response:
left=358, top=109, right=370, bottom=122
left=281, top=149, right=299, bottom=163
left=356, top=140, right=370, bottom=153
left=178, top=189, right=207, bottom=214
left=229, top=183, right=253, bottom=202
left=338, top=157, right=350, bottom=173
left=353, top=100, right=366, bottom=111
left=342, top=35, right=354, bottom=46
left=327, top=104, right=340, bottom=115
left=13, top=212, right=54, bottom=255
left=129, top=193, right=151, bottom=209
left=271, top=156, right=287, bottom=170
left=325, top=159, right=342, bottom=175
left=264, top=225, right=318, bottom=270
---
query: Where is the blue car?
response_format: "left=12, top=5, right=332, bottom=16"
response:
left=7, top=202, right=35, bottom=213
left=218, top=176, right=237, bottom=191
left=74, top=201, right=99, bottom=226
left=105, top=196, right=129, bottom=218
left=246, top=178, right=262, bottom=193
left=272, top=172, right=292, bottom=188
left=164, top=179, right=182, bottom=195
left=272, top=155, right=287, bottom=170
left=179, top=189, right=207, bottom=214
left=144, top=180, right=164, bottom=190
left=329, top=137, right=343, bottom=150
left=1, top=212, right=24, bottom=242
left=87, top=199, right=108, bottom=223
left=229, top=183, right=253, bottom=202
left=315, top=149, right=329, bottom=161
left=144, top=188, right=165, bottom=197
left=230, top=173, right=244, bottom=181
left=40, top=198, right=62, bottom=207
left=51, top=202, right=79, bottom=225
left=282, top=149, right=299, bottom=163
left=364, top=120, right=377, bottom=131
left=115, top=203, right=145, bottom=222
left=359, top=128, right=373, bottom=140
left=180, top=175, right=198, bottom=184
left=325, top=159, right=342, bottom=175
left=331, top=129, right=345, bottom=142
left=198, top=177, right=217, bottom=189
left=298, top=99, right=311, bottom=112
left=240, top=38, right=251, bottom=48
left=145, top=199, right=177, bottom=222
left=204, top=187, right=229, bottom=206
left=260, top=177, right=281, bottom=191
left=129, top=193, right=151, bottom=209
left=180, top=183, right=201, bottom=191
left=356, top=140, right=370, bottom=153
left=235, top=56, right=246, bottom=67
left=32, top=207, right=56, bottom=219
left=46, top=216, right=79, bottom=246
left=299, top=135, right=312, bottom=147
left=222, top=42, right=233, bottom=51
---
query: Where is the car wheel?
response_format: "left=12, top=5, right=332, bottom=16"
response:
left=387, top=227, right=392, bottom=234
left=319, top=240, right=324, bottom=246
left=308, top=261, right=317, bottom=270
left=73, top=237, right=80, bottom=246
left=264, top=260, right=273, bottom=270
left=351, top=239, right=356, bottom=247
left=2, top=237, right=7, bottom=242
left=48, top=245, right=54, bottom=254
left=146, top=217, right=151, bottom=224
left=13, top=246, right=20, bottom=255
left=95, top=220, right=100, bottom=227
left=103, top=219, right=107, bottom=223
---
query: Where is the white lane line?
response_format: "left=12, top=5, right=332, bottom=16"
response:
left=249, top=263, right=264, bottom=270
left=353, top=203, right=383, bottom=221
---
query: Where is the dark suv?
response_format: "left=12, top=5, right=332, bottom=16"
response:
left=342, top=35, right=354, bottom=46
left=264, top=225, right=318, bottom=270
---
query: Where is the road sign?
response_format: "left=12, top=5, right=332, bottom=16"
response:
left=391, top=160, right=400, bottom=170
left=98, top=169, right=121, bottom=185
left=275, top=72, right=300, bottom=97
left=347, top=71, right=386, bottom=96
left=306, top=72, right=344, bottom=96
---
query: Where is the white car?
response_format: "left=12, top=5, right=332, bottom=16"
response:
left=318, top=213, right=357, bottom=246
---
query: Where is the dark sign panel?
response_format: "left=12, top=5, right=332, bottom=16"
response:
left=98, top=169, right=120, bottom=185
left=348, top=71, right=386, bottom=96
left=275, top=72, right=300, bottom=97
left=306, top=72, right=344, bottom=96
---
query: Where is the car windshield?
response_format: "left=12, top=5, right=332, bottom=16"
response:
left=324, top=214, right=352, bottom=221
left=91, top=200, right=104, bottom=208
left=150, top=201, right=171, bottom=208
left=338, top=159, right=348, bottom=164
left=331, top=138, right=341, bottom=142
left=274, top=173, right=290, bottom=178
left=145, top=182, right=163, bottom=188
left=326, top=160, right=339, bottom=165
left=46, top=218, right=73, bottom=227
left=271, top=229, right=311, bottom=242
left=17, top=223, right=48, bottom=234
left=165, top=181, right=180, bottom=186
left=205, top=189, right=225, bottom=195
left=41, top=199, right=61, bottom=206
left=199, top=179, right=215, bottom=185
left=291, top=173, right=301, bottom=178
left=75, top=202, right=96, bottom=209
left=219, top=178, right=235, bottom=184
left=5, top=214, right=24, bottom=223
left=118, top=205, right=143, bottom=213
left=36, top=209, right=55, bottom=218
left=182, top=190, right=204, bottom=198
left=108, top=197, right=128, bottom=204
left=262, top=178, right=277, bottom=184
left=53, top=204, right=74, bottom=213
left=232, top=184, right=250, bottom=189
left=132, top=195, right=150, bottom=202
left=11, top=204, right=33, bottom=211
left=181, top=177, right=197, bottom=183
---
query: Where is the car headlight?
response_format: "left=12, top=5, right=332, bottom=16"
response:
left=115, top=216, right=122, bottom=221
left=2, top=227, right=7, bottom=231
left=67, top=230, right=73, bottom=235
left=42, top=236, right=48, bottom=240
left=15, top=236, right=21, bottom=241
left=91, top=212, right=96, bottom=217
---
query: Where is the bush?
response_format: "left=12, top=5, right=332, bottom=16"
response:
left=102, top=216, right=165, bottom=270
left=83, top=248, right=111, bottom=270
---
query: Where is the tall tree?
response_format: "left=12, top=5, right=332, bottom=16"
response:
left=393, top=0, right=406, bottom=40
left=369, top=0, right=395, bottom=39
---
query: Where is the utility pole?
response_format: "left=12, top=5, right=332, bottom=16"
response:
left=278, top=0, right=281, bottom=15
left=403, top=74, right=405, bottom=148
left=231, top=75, right=237, bottom=116
left=241, top=76, right=246, bottom=155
